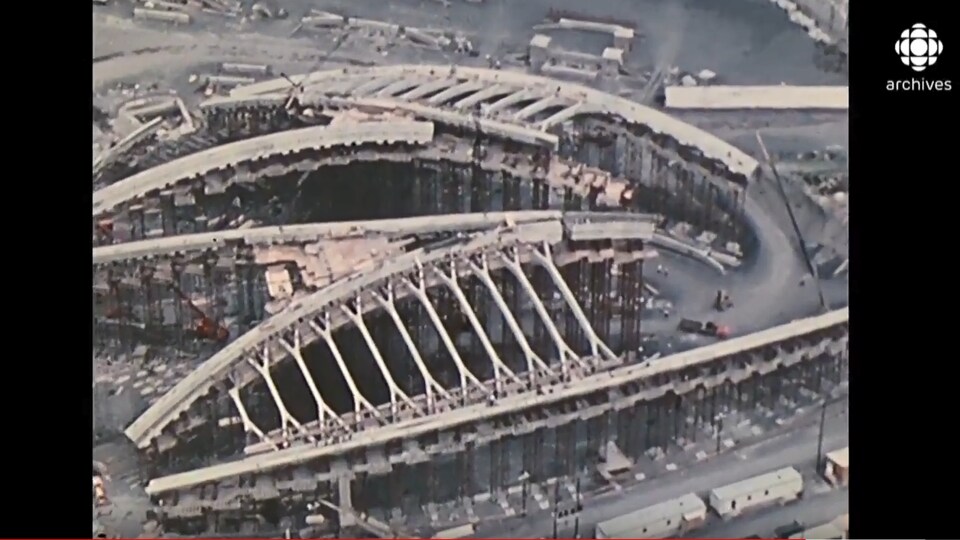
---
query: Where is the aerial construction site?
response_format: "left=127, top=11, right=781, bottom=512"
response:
left=92, top=0, right=849, bottom=537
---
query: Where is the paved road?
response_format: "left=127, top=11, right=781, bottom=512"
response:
left=472, top=417, right=847, bottom=538
left=691, top=488, right=848, bottom=539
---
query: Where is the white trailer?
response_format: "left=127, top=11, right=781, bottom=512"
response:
left=594, top=493, right=707, bottom=538
left=708, top=466, right=803, bottom=518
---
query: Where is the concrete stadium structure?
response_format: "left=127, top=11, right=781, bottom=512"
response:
left=91, top=63, right=846, bottom=536
left=142, top=308, right=847, bottom=534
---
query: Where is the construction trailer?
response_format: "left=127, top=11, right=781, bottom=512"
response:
left=823, top=446, right=849, bottom=487
left=594, top=493, right=707, bottom=538
left=708, top=467, right=803, bottom=519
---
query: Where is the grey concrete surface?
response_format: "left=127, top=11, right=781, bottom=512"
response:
left=94, top=0, right=845, bottom=92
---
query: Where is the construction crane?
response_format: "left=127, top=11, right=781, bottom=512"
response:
left=279, top=72, right=305, bottom=112
left=755, top=131, right=829, bottom=312
left=168, top=281, right=230, bottom=343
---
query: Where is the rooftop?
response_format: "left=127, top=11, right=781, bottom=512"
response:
left=826, top=446, right=849, bottom=468
left=529, top=34, right=552, bottom=48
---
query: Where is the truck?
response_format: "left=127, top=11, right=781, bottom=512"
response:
left=678, top=318, right=731, bottom=339
left=775, top=520, right=805, bottom=538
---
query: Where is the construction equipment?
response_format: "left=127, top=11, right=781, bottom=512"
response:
left=678, top=318, right=730, bottom=339
left=99, top=273, right=129, bottom=320
left=93, top=475, right=109, bottom=506
left=755, top=131, right=829, bottom=312
left=95, top=218, right=114, bottom=244
left=279, top=72, right=304, bottom=111
left=714, top=289, right=733, bottom=312
left=168, top=282, right=229, bottom=343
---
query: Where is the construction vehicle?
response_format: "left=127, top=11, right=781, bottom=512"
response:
left=93, top=475, right=109, bottom=507
left=94, top=218, right=114, bottom=244
left=678, top=318, right=731, bottom=339
left=775, top=520, right=805, bottom=538
left=714, top=289, right=734, bottom=312
left=168, top=282, right=230, bottom=343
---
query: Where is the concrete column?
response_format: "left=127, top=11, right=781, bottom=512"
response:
left=128, top=205, right=145, bottom=240
left=338, top=475, right=356, bottom=528
left=600, top=48, right=623, bottom=80
left=613, top=28, right=634, bottom=53
left=159, top=190, right=176, bottom=236
left=529, top=34, right=551, bottom=73
left=144, top=208, right=164, bottom=238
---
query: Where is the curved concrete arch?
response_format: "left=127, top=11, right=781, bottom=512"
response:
left=92, top=210, right=659, bottom=266
left=92, top=120, right=435, bottom=217
left=201, top=94, right=562, bottom=149
left=125, top=213, right=654, bottom=450
left=93, top=211, right=562, bottom=265
left=228, top=65, right=760, bottom=181
left=145, top=307, right=847, bottom=494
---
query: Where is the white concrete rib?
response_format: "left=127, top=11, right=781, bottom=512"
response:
left=228, top=65, right=760, bottom=179
left=92, top=121, right=435, bottom=216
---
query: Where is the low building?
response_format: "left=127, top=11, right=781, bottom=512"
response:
left=824, top=446, right=849, bottom=486
left=708, top=467, right=803, bottom=518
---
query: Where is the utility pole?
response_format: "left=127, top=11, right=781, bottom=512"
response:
left=552, top=480, right=560, bottom=539
left=573, top=476, right=582, bottom=539
left=715, top=413, right=724, bottom=454
left=519, top=471, right=530, bottom=516
left=816, top=399, right=828, bottom=470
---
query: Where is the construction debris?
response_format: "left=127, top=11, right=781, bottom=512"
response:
left=251, top=2, right=272, bottom=19
left=133, top=8, right=191, bottom=25
left=302, top=13, right=345, bottom=29
left=404, top=28, right=442, bottom=48
left=204, top=74, right=256, bottom=87
left=221, top=62, right=272, bottom=76
left=697, top=69, right=718, bottom=83
left=143, top=0, right=190, bottom=12
left=93, top=117, right=164, bottom=175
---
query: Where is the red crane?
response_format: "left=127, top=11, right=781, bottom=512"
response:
left=168, top=282, right=229, bottom=343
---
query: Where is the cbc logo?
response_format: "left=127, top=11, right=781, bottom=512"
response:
left=895, top=23, right=943, bottom=72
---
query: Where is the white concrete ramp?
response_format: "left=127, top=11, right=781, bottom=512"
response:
left=665, top=85, right=848, bottom=111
